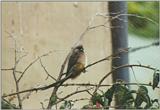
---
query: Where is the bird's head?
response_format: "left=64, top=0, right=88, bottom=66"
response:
left=74, top=45, right=84, bottom=52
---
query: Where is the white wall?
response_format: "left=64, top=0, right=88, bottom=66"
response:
left=2, top=2, right=112, bottom=109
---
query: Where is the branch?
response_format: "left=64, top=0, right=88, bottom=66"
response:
left=3, top=80, right=159, bottom=99
left=47, top=52, right=71, bottom=109
left=93, top=64, right=160, bottom=95
left=97, top=13, right=158, bottom=25
left=1, top=68, right=23, bottom=74
left=55, top=88, right=93, bottom=105
left=129, top=41, right=160, bottom=53
left=0, top=45, right=150, bottom=98
left=2, top=51, right=159, bottom=98
left=17, top=51, right=52, bottom=83
left=39, top=58, right=57, bottom=81
left=12, top=40, right=22, bottom=109
left=85, top=48, right=129, bottom=70
left=71, top=98, right=89, bottom=103
left=1, top=68, right=14, bottom=71
left=61, top=82, right=159, bottom=88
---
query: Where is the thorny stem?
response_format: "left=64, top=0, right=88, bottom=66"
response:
left=54, top=88, right=93, bottom=105
left=2, top=64, right=159, bottom=98
left=61, top=82, right=159, bottom=88
left=92, top=64, right=159, bottom=95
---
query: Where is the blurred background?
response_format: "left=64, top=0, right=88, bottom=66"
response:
left=128, top=1, right=160, bottom=100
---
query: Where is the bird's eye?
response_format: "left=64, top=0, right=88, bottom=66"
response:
left=80, top=48, right=83, bottom=51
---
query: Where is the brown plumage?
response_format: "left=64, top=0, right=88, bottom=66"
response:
left=66, top=45, right=86, bottom=79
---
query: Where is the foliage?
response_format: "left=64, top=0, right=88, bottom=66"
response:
left=128, top=1, right=159, bottom=38
left=81, top=76, right=160, bottom=109
left=1, top=99, right=18, bottom=109
left=135, top=86, right=152, bottom=108
left=60, top=100, right=74, bottom=109
left=152, top=71, right=160, bottom=90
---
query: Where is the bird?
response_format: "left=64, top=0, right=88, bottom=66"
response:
left=41, top=45, right=87, bottom=90
left=66, top=45, right=86, bottom=79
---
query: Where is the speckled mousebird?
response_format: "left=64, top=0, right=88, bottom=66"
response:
left=39, top=45, right=87, bottom=90
left=66, top=45, right=86, bottom=79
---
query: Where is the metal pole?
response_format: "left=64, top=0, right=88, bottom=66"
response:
left=108, top=1, right=129, bottom=85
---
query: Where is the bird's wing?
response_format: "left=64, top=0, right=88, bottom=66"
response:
left=66, top=51, right=80, bottom=75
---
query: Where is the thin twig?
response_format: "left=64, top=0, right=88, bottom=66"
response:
left=55, top=88, right=93, bottom=105
left=12, top=40, right=22, bottom=109
left=61, top=82, right=159, bottom=88
left=1, top=68, right=23, bottom=74
left=85, top=48, right=129, bottom=70
left=98, top=13, right=158, bottom=25
left=47, top=52, right=71, bottom=109
left=129, top=41, right=160, bottom=53
left=17, top=51, right=52, bottom=83
left=1, top=68, right=14, bottom=71
left=130, top=67, right=140, bottom=87
left=71, top=98, right=89, bottom=103
left=39, top=58, right=57, bottom=81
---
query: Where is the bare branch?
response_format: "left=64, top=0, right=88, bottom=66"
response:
left=1, top=68, right=14, bottom=71
left=55, top=88, right=93, bottom=105
left=39, top=58, right=57, bottom=81
left=47, top=52, right=71, bottom=109
left=85, top=48, right=129, bottom=70
left=17, top=51, right=52, bottom=83
left=129, top=41, right=160, bottom=53
left=62, top=82, right=159, bottom=88
left=71, top=98, right=89, bottom=103
left=97, top=13, right=158, bottom=25
left=1, top=68, right=23, bottom=74
left=12, top=40, right=22, bottom=109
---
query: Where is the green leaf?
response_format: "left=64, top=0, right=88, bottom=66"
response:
left=91, top=93, right=103, bottom=106
left=135, top=86, right=152, bottom=109
left=50, top=95, right=57, bottom=106
left=152, top=72, right=159, bottom=90
left=151, top=99, right=159, bottom=104
left=114, top=84, right=134, bottom=108
left=102, top=97, right=109, bottom=109
left=82, top=104, right=91, bottom=109
left=59, top=105, right=65, bottom=109
left=104, top=85, right=115, bottom=106
left=135, top=93, right=144, bottom=108
left=138, top=85, right=148, bottom=94
left=1, top=99, right=18, bottom=109
left=60, top=100, right=73, bottom=109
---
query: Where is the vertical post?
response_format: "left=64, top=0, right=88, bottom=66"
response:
left=108, top=2, right=129, bottom=85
